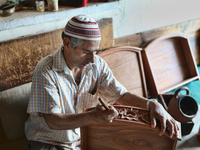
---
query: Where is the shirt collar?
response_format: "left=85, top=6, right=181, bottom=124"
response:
left=53, top=45, right=72, bottom=75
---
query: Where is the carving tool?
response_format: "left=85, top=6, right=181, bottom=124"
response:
left=98, top=97, right=109, bottom=110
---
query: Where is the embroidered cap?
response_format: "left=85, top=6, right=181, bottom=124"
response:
left=64, top=15, right=101, bottom=41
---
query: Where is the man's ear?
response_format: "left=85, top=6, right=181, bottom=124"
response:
left=63, top=37, right=71, bottom=50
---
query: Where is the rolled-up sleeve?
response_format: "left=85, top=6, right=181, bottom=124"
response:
left=98, top=57, right=127, bottom=104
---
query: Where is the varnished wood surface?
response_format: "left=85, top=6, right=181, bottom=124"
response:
left=81, top=106, right=181, bottom=150
left=82, top=121, right=174, bottom=150
left=98, top=46, right=147, bottom=97
left=142, top=33, right=200, bottom=98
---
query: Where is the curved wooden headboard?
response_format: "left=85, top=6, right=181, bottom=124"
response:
left=98, top=46, right=148, bottom=98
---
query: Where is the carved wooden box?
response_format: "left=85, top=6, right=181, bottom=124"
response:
left=81, top=106, right=181, bottom=150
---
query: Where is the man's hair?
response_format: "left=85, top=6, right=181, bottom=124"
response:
left=62, top=31, right=84, bottom=49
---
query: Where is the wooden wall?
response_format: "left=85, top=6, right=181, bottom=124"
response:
left=0, top=18, right=113, bottom=92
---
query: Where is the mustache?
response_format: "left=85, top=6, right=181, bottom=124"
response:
left=84, top=61, right=91, bottom=65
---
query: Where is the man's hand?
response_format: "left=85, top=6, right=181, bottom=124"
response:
left=92, top=104, right=119, bottom=124
left=149, top=100, right=180, bottom=138
left=43, top=104, right=119, bottom=130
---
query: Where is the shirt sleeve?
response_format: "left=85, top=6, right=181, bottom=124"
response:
left=27, top=65, right=61, bottom=116
left=97, top=56, right=128, bottom=104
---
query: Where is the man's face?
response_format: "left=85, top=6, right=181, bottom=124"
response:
left=66, top=40, right=101, bottom=69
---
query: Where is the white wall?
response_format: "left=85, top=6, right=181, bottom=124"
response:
left=111, top=0, right=200, bottom=38
left=1, top=0, right=200, bottom=42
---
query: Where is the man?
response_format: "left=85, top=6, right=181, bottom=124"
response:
left=25, top=15, right=179, bottom=150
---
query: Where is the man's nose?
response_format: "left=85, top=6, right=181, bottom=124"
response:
left=89, top=52, right=95, bottom=63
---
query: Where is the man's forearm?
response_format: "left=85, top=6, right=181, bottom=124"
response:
left=116, top=92, right=149, bottom=109
left=44, top=111, right=96, bottom=130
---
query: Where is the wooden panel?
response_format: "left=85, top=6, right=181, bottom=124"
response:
left=98, top=46, right=147, bottom=97
left=81, top=106, right=181, bottom=150
left=98, top=18, right=114, bottom=50
left=0, top=18, right=113, bottom=91
left=114, top=33, right=142, bottom=47
left=142, top=33, right=200, bottom=98
left=0, top=30, right=63, bottom=92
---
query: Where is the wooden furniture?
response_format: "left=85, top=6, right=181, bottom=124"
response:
left=81, top=106, right=181, bottom=150
left=141, top=33, right=200, bottom=98
left=98, top=46, right=148, bottom=98
left=81, top=46, right=181, bottom=150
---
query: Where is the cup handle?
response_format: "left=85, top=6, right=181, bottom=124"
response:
left=174, top=86, right=190, bottom=99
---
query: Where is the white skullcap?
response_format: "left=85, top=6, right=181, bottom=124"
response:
left=64, top=15, right=101, bottom=41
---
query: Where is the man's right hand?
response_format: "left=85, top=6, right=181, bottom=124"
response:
left=43, top=104, right=119, bottom=130
left=92, top=104, right=119, bottom=124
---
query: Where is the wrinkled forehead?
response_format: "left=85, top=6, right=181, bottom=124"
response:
left=81, top=40, right=101, bottom=50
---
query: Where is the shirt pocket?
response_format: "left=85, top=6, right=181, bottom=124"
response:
left=77, top=92, right=98, bottom=113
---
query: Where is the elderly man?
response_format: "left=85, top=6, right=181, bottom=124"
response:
left=25, top=15, right=179, bottom=150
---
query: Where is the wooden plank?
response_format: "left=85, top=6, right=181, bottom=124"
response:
left=0, top=31, right=62, bottom=92
left=114, top=33, right=142, bottom=47
left=98, top=18, right=114, bottom=50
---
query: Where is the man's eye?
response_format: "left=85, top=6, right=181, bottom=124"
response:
left=95, top=50, right=100, bottom=54
left=83, top=50, right=100, bottom=54
left=83, top=51, right=90, bottom=54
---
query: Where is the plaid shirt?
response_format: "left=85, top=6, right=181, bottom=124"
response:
left=25, top=46, right=127, bottom=149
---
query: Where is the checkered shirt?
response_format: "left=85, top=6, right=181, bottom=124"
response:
left=25, top=46, right=127, bottom=149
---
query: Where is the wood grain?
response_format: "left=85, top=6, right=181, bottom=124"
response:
left=98, top=46, right=147, bottom=97
left=81, top=106, right=181, bottom=150
left=142, top=33, right=200, bottom=98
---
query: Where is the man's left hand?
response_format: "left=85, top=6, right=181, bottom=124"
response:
left=149, top=100, right=180, bottom=138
